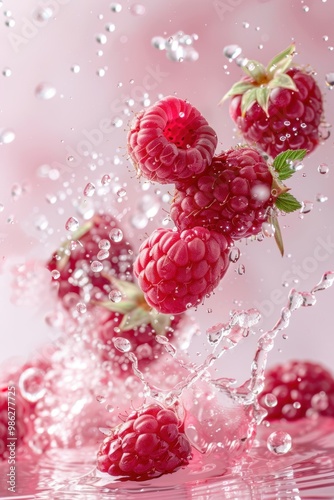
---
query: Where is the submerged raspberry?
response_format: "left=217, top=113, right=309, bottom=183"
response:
left=97, top=404, right=192, bottom=479
left=47, top=214, right=134, bottom=307
left=261, top=360, right=334, bottom=421
left=133, top=226, right=231, bottom=314
left=127, top=96, right=217, bottom=184
left=171, top=147, right=274, bottom=240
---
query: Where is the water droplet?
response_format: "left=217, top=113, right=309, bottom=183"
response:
left=262, top=222, right=275, bottom=237
left=267, top=431, right=292, bottom=454
left=51, top=269, right=60, bottom=279
left=311, top=391, right=328, bottom=411
left=11, top=183, right=22, bottom=200
left=71, top=64, right=80, bottom=74
left=117, top=188, right=126, bottom=198
left=109, top=228, right=123, bottom=242
left=98, top=239, right=110, bottom=250
left=0, top=128, right=15, bottom=144
left=316, top=193, right=328, bottom=203
left=76, top=302, right=87, bottom=314
left=223, top=44, right=242, bottom=60
left=130, top=3, right=146, bottom=15
left=101, top=174, right=111, bottom=185
left=91, top=260, right=103, bottom=273
left=96, top=394, right=107, bottom=404
left=65, top=216, right=79, bottom=232
left=113, top=337, right=131, bottom=352
left=263, top=393, right=277, bottom=408
left=109, top=290, right=123, bottom=303
left=97, top=249, right=109, bottom=260
left=131, top=213, right=148, bottom=229
left=35, top=82, right=56, bottom=100
left=229, top=247, right=240, bottom=263
left=300, top=201, right=314, bottom=214
left=19, top=368, right=46, bottom=403
left=97, top=68, right=106, bottom=77
left=105, top=23, right=115, bottom=32
left=242, top=21, right=250, bottom=28
left=105, top=404, right=114, bottom=413
left=2, top=67, right=11, bottom=77
left=237, top=264, right=245, bottom=275
left=83, top=182, right=96, bottom=197
left=151, top=36, right=166, bottom=50
left=33, top=6, right=53, bottom=22
left=318, top=163, right=329, bottom=175
left=0, top=204, right=4, bottom=213
left=325, top=73, right=334, bottom=89
left=110, top=2, right=122, bottom=13
left=96, top=33, right=107, bottom=44
left=303, top=5, right=310, bottom=12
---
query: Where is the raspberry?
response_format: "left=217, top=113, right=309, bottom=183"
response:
left=96, top=279, right=186, bottom=374
left=47, top=214, right=134, bottom=308
left=260, top=360, right=334, bottom=421
left=133, top=227, right=231, bottom=314
left=0, top=385, right=31, bottom=460
left=97, top=404, right=192, bottom=479
left=127, top=96, right=217, bottom=184
left=171, top=147, right=275, bottom=240
left=223, top=45, right=324, bottom=158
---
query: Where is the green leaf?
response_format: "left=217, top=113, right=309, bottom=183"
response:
left=120, top=307, right=151, bottom=331
left=256, top=87, right=271, bottom=116
left=242, top=60, right=267, bottom=83
left=95, top=300, right=137, bottom=314
left=219, top=81, right=255, bottom=104
left=267, top=73, right=297, bottom=91
left=273, top=149, right=307, bottom=179
left=269, top=214, right=284, bottom=257
left=241, top=88, right=257, bottom=116
left=266, top=44, right=296, bottom=76
left=275, top=192, right=302, bottom=213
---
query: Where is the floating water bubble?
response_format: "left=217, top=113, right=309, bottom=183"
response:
left=113, top=117, right=123, bottom=128
left=83, top=182, right=96, bottom=197
left=98, top=239, right=110, bottom=250
left=130, top=3, right=146, bottom=15
left=267, top=431, right=292, bottom=454
left=0, top=128, right=15, bottom=144
left=242, top=21, right=250, bottom=28
left=35, top=214, right=49, bottom=231
left=131, top=213, right=148, bottom=229
left=110, top=3, right=122, bottom=13
left=2, top=67, right=11, bottom=77
left=223, top=44, right=242, bottom=60
left=325, top=73, right=334, bottom=89
left=318, top=163, right=329, bottom=175
left=101, top=174, right=111, bottom=185
left=51, top=269, right=60, bottom=279
left=237, top=264, right=246, bottom=275
left=35, top=82, right=56, bottom=100
left=229, top=247, right=240, bottom=263
left=151, top=36, right=166, bottom=50
left=300, top=201, right=313, bottom=214
left=91, top=260, right=103, bottom=273
left=105, top=404, right=114, bottom=413
left=316, top=193, right=328, bottom=203
left=263, top=393, right=277, bottom=408
left=96, top=395, right=107, bottom=404
left=109, top=290, right=123, bottom=303
left=109, top=228, right=123, bottom=242
left=96, top=68, right=106, bottom=77
left=33, top=6, right=53, bottom=22
left=97, top=249, right=109, bottom=260
left=105, top=22, right=115, bottom=32
left=262, top=222, right=275, bottom=237
left=19, top=368, right=46, bottom=403
left=71, top=64, right=80, bottom=74
left=96, top=33, right=107, bottom=44
left=65, top=216, right=79, bottom=232
left=113, top=337, right=131, bottom=353
left=117, top=188, right=127, bottom=198
left=303, top=5, right=310, bottom=12
left=76, top=302, right=87, bottom=314
left=311, top=391, right=329, bottom=411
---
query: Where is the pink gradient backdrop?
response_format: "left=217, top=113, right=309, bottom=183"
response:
left=0, top=0, right=333, bottom=383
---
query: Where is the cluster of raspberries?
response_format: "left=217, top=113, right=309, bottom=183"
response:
left=129, top=96, right=276, bottom=314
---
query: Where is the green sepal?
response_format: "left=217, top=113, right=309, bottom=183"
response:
left=266, top=44, right=295, bottom=76
left=242, top=60, right=267, bottom=83
left=220, top=81, right=255, bottom=104
left=95, top=299, right=137, bottom=315
left=267, top=74, right=297, bottom=91
left=102, top=276, right=143, bottom=301
left=275, top=192, right=302, bottom=213
left=273, top=149, right=307, bottom=181
left=256, top=87, right=271, bottom=116
left=150, top=309, right=172, bottom=336
left=241, top=88, right=258, bottom=116
left=120, top=307, right=152, bottom=331
left=269, top=213, right=284, bottom=257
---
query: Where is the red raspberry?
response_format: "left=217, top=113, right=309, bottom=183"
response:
left=97, top=404, right=192, bottom=479
left=171, top=147, right=275, bottom=240
left=95, top=279, right=187, bottom=374
left=127, top=96, right=217, bottom=184
left=260, top=360, right=334, bottom=421
left=0, top=385, right=31, bottom=460
left=47, top=214, right=134, bottom=307
left=223, top=45, right=324, bottom=158
left=133, top=227, right=231, bottom=314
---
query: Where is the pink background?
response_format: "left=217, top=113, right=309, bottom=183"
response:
left=0, top=0, right=333, bottom=383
